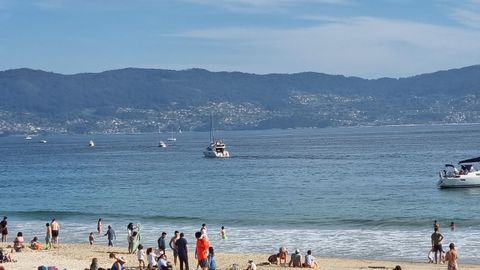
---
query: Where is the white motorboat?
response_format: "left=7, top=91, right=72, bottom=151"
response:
left=203, top=116, right=230, bottom=158
left=204, top=140, right=230, bottom=158
left=158, top=141, right=167, bottom=148
left=88, top=140, right=95, bottom=147
left=438, top=157, right=480, bottom=188
left=39, top=139, right=47, bottom=144
left=25, top=135, right=32, bottom=140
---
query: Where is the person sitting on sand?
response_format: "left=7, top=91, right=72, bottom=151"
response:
left=0, top=248, right=12, bottom=263
left=268, top=254, right=278, bottom=265
left=302, top=250, right=318, bottom=268
left=109, top=252, right=126, bottom=270
left=30, top=236, right=42, bottom=250
left=246, top=259, right=256, bottom=270
left=13, top=232, right=25, bottom=252
left=89, top=257, right=99, bottom=270
left=288, top=249, right=302, bottom=268
left=445, top=243, right=458, bottom=270
left=158, top=253, right=171, bottom=270
left=278, top=246, right=288, bottom=265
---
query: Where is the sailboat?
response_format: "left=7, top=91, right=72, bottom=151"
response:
left=203, top=116, right=230, bottom=158
left=88, top=140, right=95, bottom=147
left=167, top=127, right=176, bottom=142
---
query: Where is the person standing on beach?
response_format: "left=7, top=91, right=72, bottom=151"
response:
left=45, top=223, right=52, bottom=249
left=97, top=218, right=102, bottom=235
left=0, top=217, right=7, bottom=242
left=158, top=232, right=167, bottom=254
left=201, top=224, right=208, bottom=238
left=195, top=231, right=210, bottom=270
left=431, top=227, right=444, bottom=264
left=445, top=243, right=458, bottom=270
left=176, top=232, right=189, bottom=270
left=127, top=223, right=134, bottom=253
left=105, top=225, right=116, bottom=247
left=169, top=230, right=180, bottom=266
left=51, top=218, right=60, bottom=245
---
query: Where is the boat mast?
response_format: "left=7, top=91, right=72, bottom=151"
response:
left=210, top=114, right=213, bottom=143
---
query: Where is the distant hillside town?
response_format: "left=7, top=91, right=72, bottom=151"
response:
left=1, top=65, right=480, bottom=135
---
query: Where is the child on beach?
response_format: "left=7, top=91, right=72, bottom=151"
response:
left=89, top=232, right=95, bottom=245
left=208, top=246, right=216, bottom=270
left=147, top=247, right=158, bottom=270
left=30, top=237, right=42, bottom=250
left=13, top=232, right=25, bottom=252
left=137, top=244, right=146, bottom=270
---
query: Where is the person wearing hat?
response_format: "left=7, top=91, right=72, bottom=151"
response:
left=110, top=252, right=127, bottom=270
left=288, top=249, right=302, bottom=267
left=246, top=259, right=256, bottom=270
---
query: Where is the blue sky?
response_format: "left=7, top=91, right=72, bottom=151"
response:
left=0, top=0, right=479, bottom=78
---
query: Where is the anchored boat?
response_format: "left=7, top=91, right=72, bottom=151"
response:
left=438, top=157, right=480, bottom=188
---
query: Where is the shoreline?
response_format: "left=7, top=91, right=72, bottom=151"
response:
left=1, top=243, right=479, bottom=270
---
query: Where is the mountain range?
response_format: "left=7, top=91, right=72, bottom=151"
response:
left=1, top=65, right=480, bottom=134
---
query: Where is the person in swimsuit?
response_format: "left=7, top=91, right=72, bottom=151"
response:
left=431, top=227, right=444, bottom=264
left=50, top=218, right=60, bottom=245
left=97, top=218, right=102, bottom=235
left=445, top=243, right=458, bottom=270
left=169, top=230, right=180, bottom=266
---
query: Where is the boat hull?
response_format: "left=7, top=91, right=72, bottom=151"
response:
left=438, top=175, right=480, bottom=188
left=203, top=150, right=230, bottom=158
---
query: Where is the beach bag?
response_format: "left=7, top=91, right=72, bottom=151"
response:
left=38, top=266, right=47, bottom=270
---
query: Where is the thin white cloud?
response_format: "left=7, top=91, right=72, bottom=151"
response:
left=176, top=16, right=480, bottom=78
left=185, top=0, right=347, bottom=12
left=451, top=0, right=480, bottom=29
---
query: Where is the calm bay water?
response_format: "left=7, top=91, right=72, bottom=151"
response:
left=2, top=124, right=480, bottom=262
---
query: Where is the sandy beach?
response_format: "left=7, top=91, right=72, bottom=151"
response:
left=1, top=243, right=479, bottom=270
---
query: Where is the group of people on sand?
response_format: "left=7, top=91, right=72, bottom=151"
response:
left=0, top=216, right=60, bottom=254
left=430, top=220, right=458, bottom=270
left=268, top=247, right=319, bottom=268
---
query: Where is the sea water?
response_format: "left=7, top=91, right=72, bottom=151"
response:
left=2, top=124, right=480, bottom=262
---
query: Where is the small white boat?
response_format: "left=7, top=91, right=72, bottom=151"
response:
left=158, top=141, right=167, bottom=148
left=25, top=135, right=32, bottom=140
left=438, top=157, right=480, bottom=188
left=88, top=140, right=95, bottom=147
left=203, top=115, right=230, bottom=158
left=39, top=140, right=47, bottom=144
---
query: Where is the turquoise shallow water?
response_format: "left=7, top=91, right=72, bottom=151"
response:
left=2, top=124, right=480, bottom=262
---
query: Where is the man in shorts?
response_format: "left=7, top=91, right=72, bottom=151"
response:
left=51, top=218, right=60, bottom=244
left=195, top=231, right=209, bottom=270
left=169, top=231, right=180, bottom=266
left=431, top=227, right=444, bottom=264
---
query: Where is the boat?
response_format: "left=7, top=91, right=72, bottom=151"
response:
left=203, top=116, right=230, bottom=158
left=39, top=140, right=47, bottom=144
left=88, top=140, right=95, bottom=147
left=167, top=128, right=176, bottom=142
left=158, top=141, right=167, bottom=148
left=438, top=157, right=480, bottom=188
left=25, top=135, right=32, bottom=140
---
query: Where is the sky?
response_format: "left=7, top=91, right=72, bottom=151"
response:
left=0, top=0, right=479, bottom=78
